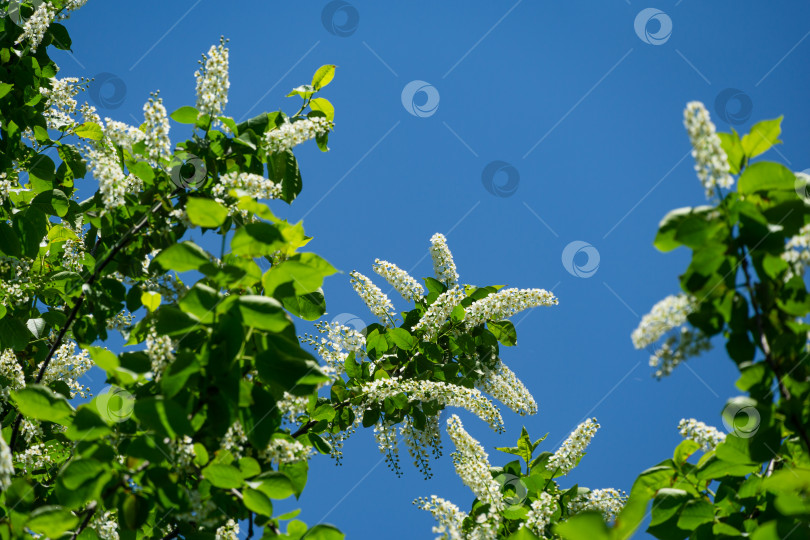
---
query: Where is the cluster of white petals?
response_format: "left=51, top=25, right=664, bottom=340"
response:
left=264, top=117, right=332, bottom=154
left=104, top=119, right=145, bottom=149
left=446, top=415, right=503, bottom=512
left=678, top=418, right=726, bottom=451
left=146, top=324, right=175, bottom=381
left=374, top=420, right=401, bottom=474
left=259, top=438, right=312, bottom=465
left=195, top=38, right=230, bottom=118
left=213, top=171, right=281, bottom=202
left=649, top=327, right=711, bottom=378
left=476, top=360, right=537, bottom=416
left=143, top=92, right=171, bottom=163
left=15, top=2, right=57, bottom=52
left=90, top=511, right=120, bottom=540
left=412, top=287, right=465, bottom=341
left=359, top=378, right=504, bottom=433
left=684, top=101, right=734, bottom=198
left=42, top=341, right=92, bottom=398
left=0, top=257, right=34, bottom=307
left=373, top=259, right=425, bottom=302
left=0, top=349, right=25, bottom=404
left=430, top=233, right=459, bottom=287
left=168, top=435, right=196, bottom=470
left=783, top=223, right=810, bottom=280
left=465, top=288, right=558, bottom=329
left=61, top=0, right=90, bottom=15
left=401, top=414, right=442, bottom=478
left=631, top=294, right=696, bottom=349
left=414, top=495, right=468, bottom=540
left=0, top=173, right=15, bottom=206
left=21, top=418, right=43, bottom=444
left=547, top=418, right=599, bottom=475
left=220, top=421, right=247, bottom=459
left=16, top=442, right=55, bottom=473
left=303, top=321, right=365, bottom=377
left=570, top=488, right=627, bottom=522
left=0, top=425, right=12, bottom=491
left=524, top=492, right=556, bottom=537
left=87, top=145, right=142, bottom=210
left=350, top=271, right=395, bottom=325
left=276, top=391, right=309, bottom=423
left=40, top=77, right=83, bottom=129
left=215, top=519, right=239, bottom=540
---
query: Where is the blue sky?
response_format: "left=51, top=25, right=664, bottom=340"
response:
left=54, top=1, right=810, bottom=538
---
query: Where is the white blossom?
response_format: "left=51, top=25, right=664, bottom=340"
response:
left=0, top=257, right=34, bottom=307
left=374, top=419, right=401, bottom=474
left=259, top=437, right=312, bottom=465
left=15, top=2, right=57, bottom=52
left=220, top=421, right=247, bottom=459
left=195, top=38, right=230, bottom=118
left=0, top=424, right=12, bottom=491
left=631, top=294, right=696, bottom=349
left=414, top=495, right=468, bottom=540
left=104, top=119, right=145, bottom=149
left=373, top=259, right=424, bottom=302
left=678, top=418, right=726, bottom=451
left=0, top=349, right=25, bottom=404
left=400, top=414, right=442, bottom=478
left=569, top=488, right=627, bottom=523
left=350, top=271, right=395, bottom=326
left=213, top=171, right=281, bottom=201
left=143, top=92, right=171, bottom=163
left=547, top=418, right=599, bottom=475
left=783, top=223, right=810, bottom=280
left=412, top=287, right=465, bottom=341
left=146, top=324, right=174, bottom=381
left=40, top=77, right=83, bottom=129
left=465, top=288, right=557, bottom=329
left=16, top=443, right=55, bottom=473
left=0, top=173, right=16, bottom=205
left=168, top=435, right=197, bottom=470
left=476, top=360, right=537, bottom=416
left=264, top=117, right=332, bottom=154
left=41, top=341, right=92, bottom=398
left=684, top=101, right=734, bottom=198
left=302, top=321, right=365, bottom=377
left=524, top=492, right=556, bottom=537
left=87, top=146, right=142, bottom=210
left=215, top=519, right=239, bottom=540
left=446, top=414, right=503, bottom=512
left=276, top=391, right=309, bottom=423
left=90, top=511, right=120, bottom=540
left=430, top=233, right=459, bottom=287
left=649, top=327, right=711, bottom=378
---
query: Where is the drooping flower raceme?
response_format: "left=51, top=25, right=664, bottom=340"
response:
left=0, top=349, right=25, bottom=403
left=414, top=495, right=468, bottom=540
left=349, top=271, right=395, bottom=325
left=524, top=492, right=556, bottom=537
left=15, top=2, right=57, bottom=52
left=401, top=414, right=443, bottom=478
left=143, top=92, right=171, bottom=163
left=146, top=324, right=175, bottom=381
left=631, top=294, right=696, bottom=349
left=195, top=38, right=230, bottom=118
left=569, top=488, right=627, bottom=522
left=430, top=233, right=459, bottom=287
left=264, top=117, right=332, bottom=154
left=684, top=101, right=734, bottom=198
left=412, top=287, right=465, bottom=341
left=303, top=321, right=366, bottom=377
left=373, top=259, right=424, bottom=302
left=90, top=511, right=120, bottom=540
left=465, top=288, right=558, bottom=329
left=40, top=77, right=83, bottom=129
left=87, top=145, right=143, bottom=210
left=212, top=171, right=282, bottom=202
left=359, top=378, right=504, bottom=433
left=649, top=326, right=711, bottom=379
left=476, top=359, right=537, bottom=416
left=259, top=438, right=313, bottom=465
left=446, top=415, right=504, bottom=512
left=41, top=341, right=92, bottom=398
left=678, top=418, right=726, bottom=451
left=547, top=418, right=600, bottom=475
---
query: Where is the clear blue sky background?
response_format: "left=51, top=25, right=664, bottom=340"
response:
left=53, top=1, right=810, bottom=538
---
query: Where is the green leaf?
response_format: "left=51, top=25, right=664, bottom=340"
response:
left=308, top=432, right=332, bottom=454
left=741, top=117, right=782, bottom=159
left=287, top=84, right=315, bottom=99
left=202, top=463, right=243, bottom=489
left=178, top=284, right=220, bottom=324
left=48, top=23, right=72, bottom=50
left=255, top=471, right=295, bottom=500
left=737, top=161, right=795, bottom=194
left=133, top=396, right=193, bottom=438
left=673, top=439, right=700, bottom=465
left=186, top=197, right=228, bottom=228
left=231, top=222, right=286, bottom=257
left=65, top=407, right=112, bottom=440
left=237, top=295, right=291, bottom=332
left=654, top=206, right=713, bottom=252
left=11, top=385, right=74, bottom=424
left=170, top=106, right=200, bottom=124
left=309, top=97, right=335, bottom=121
left=74, top=122, right=104, bottom=140
left=387, top=328, right=417, bottom=350
left=141, top=291, right=161, bottom=313
left=280, top=459, right=308, bottom=498
left=718, top=130, right=744, bottom=174
left=302, top=524, right=345, bottom=540
left=153, top=241, right=210, bottom=272
left=26, top=506, right=79, bottom=538
left=311, top=65, right=336, bottom=90
left=676, top=499, right=714, bottom=529
left=243, top=488, right=274, bottom=516
left=0, top=82, right=13, bottom=99
left=489, top=320, right=517, bottom=346
left=555, top=512, right=610, bottom=540
left=507, top=528, right=541, bottom=540
left=255, top=337, right=329, bottom=395
left=268, top=150, right=303, bottom=203
left=31, top=188, right=69, bottom=217
left=262, top=253, right=337, bottom=297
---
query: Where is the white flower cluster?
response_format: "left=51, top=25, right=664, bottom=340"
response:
left=42, top=341, right=92, bottom=398
left=430, top=233, right=459, bottom=287
left=90, top=511, right=120, bottom=540
left=476, top=360, right=537, bottom=416
left=276, top=391, right=309, bottom=423
left=570, top=488, right=627, bottom=523
left=360, top=378, right=504, bottom=433
left=195, top=38, right=230, bottom=118
left=16, top=442, right=55, bottom=473
left=259, top=437, right=312, bottom=465
left=212, top=171, right=282, bottom=202
left=221, top=421, right=247, bottom=460
left=649, top=327, right=711, bottom=378
left=87, top=145, right=143, bottom=210
left=40, top=77, right=83, bottom=130
left=143, top=92, right=171, bottom=164
left=547, top=418, right=600, bottom=475
left=106, top=310, right=134, bottom=333
left=215, top=519, right=239, bottom=540
left=374, top=420, right=401, bottom=474
left=783, top=223, right=810, bottom=280
left=684, top=101, right=734, bottom=198
left=465, top=288, right=558, bottom=329
left=0, top=349, right=25, bottom=404
left=168, top=435, right=197, bottom=470
left=631, top=294, right=696, bottom=349
left=303, top=321, right=365, bottom=377
left=15, top=2, right=57, bottom=52
left=264, top=117, right=332, bottom=154
left=146, top=324, right=175, bottom=381
left=325, top=405, right=362, bottom=465
left=373, top=259, right=424, bottom=302
left=21, top=418, right=43, bottom=444
left=524, top=492, right=556, bottom=537
left=678, top=418, right=726, bottom=451
left=412, top=287, right=466, bottom=341
left=414, top=495, right=468, bottom=540
left=60, top=0, right=90, bottom=15
left=350, top=271, right=395, bottom=325
left=0, top=257, right=34, bottom=307
left=0, top=173, right=16, bottom=205
left=0, top=424, right=12, bottom=491
left=401, top=414, right=442, bottom=479
left=104, top=119, right=145, bottom=149
left=446, top=414, right=504, bottom=513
